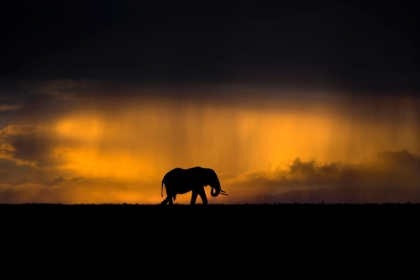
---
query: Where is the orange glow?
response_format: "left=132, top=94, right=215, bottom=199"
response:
left=53, top=146, right=157, bottom=180
left=49, top=95, right=420, bottom=178
left=1, top=89, right=419, bottom=204
left=56, top=116, right=103, bottom=141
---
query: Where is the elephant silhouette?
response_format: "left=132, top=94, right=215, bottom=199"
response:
left=161, top=167, right=228, bottom=205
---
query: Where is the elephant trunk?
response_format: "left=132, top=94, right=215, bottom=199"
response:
left=210, top=181, right=221, bottom=197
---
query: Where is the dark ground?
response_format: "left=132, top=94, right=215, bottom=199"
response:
left=1, top=203, right=418, bottom=270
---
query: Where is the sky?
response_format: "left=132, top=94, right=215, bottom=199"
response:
left=1, top=0, right=419, bottom=204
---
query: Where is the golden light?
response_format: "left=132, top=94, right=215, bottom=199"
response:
left=1, top=89, right=415, bottom=204
left=49, top=93, right=420, bottom=185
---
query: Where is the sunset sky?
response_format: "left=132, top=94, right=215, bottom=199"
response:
left=1, top=1, right=419, bottom=204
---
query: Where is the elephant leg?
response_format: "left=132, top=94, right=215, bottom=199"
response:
left=161, top=196, right=173, bottom=205
left=198, top=187, right=208, bottom=205
left=161, top=197, right=168, bottom=205
left=190, top=191, right=198, bottom=205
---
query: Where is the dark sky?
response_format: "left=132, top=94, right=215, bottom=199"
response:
left=1, top=0, right=418, bottom=94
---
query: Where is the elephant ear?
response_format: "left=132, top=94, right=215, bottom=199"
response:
left=201, top=168, right=212, bottom=186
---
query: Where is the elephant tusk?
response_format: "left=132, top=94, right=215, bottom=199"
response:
left=220, top=193, right=228, bottom=195
left=220, top=190, right=226, bottom=193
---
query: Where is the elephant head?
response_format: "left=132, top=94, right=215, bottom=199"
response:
left=202, top=168, right=228, bottom=197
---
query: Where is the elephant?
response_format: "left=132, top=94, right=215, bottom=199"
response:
left=161, top=166, right=228, bottom=205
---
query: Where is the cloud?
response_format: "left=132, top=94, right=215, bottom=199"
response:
left=0, top=78, right=419, bottom=205
left=225, top=150, right=420, bottom=203
left=377, top=150, right=420, bottom=171
left=1, top=149, right=419, bottom=204
left=0, top=125, right=65, bottom=168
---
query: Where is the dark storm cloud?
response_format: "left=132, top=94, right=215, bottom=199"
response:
left=0, top=125, right=66, bottom=168
left=0, top=158, right=33, bottom=181
left=229, top=150, right=420, bottom=203
left=0, top=80, right=33, bottom=127
left=0, top=80, right=87, bottom=130
left=0, top=157, right=58, bottom=187
left=5, top=77, right=418, bottom=123
left=1, top=1, right=418, bottom=94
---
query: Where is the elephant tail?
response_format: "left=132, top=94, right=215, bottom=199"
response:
left=161, top=181, right=164, bottom=197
